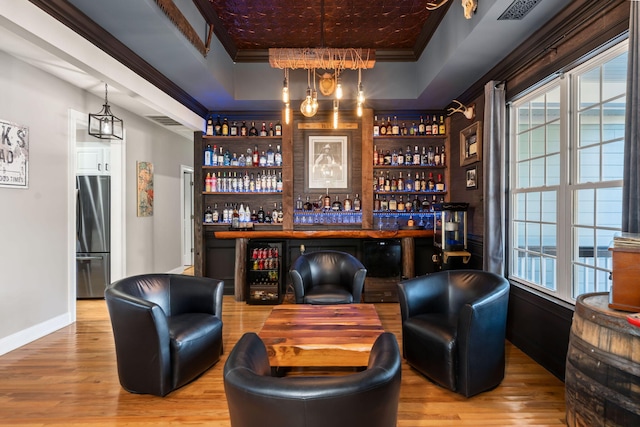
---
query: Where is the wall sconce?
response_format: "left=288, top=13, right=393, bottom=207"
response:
left=89, top=83, right=123, bottom=140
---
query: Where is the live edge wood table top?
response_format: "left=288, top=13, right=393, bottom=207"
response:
left=258, top=304, right=385, bottom=368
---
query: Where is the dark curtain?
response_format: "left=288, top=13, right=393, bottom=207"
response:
left=482, top=81, right=506, bottom=275
left=623, top=1, right=640, bottom=233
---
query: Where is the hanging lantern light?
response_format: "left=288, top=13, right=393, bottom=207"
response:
left=88, top=83, right=123, bottom=140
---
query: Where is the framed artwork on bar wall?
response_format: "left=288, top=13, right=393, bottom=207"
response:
left=460, top=121, right=482, bottom=166
left=306, top=135, right=349, bottom=191
left=466, top=165, right=478, bottom=190
left=136, top=161, right=154, bottom=217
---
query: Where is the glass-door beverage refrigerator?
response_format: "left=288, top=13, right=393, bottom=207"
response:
left=246, top=241, right=284, bottom=304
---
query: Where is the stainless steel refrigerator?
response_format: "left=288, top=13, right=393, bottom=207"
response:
left=76, top=175, right=111, bottom=299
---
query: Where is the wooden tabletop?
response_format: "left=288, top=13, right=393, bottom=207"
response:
left=258, top=304, right=385, bottom=367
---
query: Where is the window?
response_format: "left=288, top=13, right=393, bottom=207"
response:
left=508, top=41, right=626, bottom=303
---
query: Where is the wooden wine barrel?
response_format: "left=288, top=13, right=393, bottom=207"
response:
left=565, top=292, right=640, bottom=427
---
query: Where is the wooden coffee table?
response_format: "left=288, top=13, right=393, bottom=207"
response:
left=258, top=304, right=385, bottom=367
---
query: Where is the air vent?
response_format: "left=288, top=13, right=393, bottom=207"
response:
left=498, top=0, right=541, bottom=21
left=147, top=115, right=183, bottom=126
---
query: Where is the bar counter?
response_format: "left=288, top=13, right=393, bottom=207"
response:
left=212, top=228, right=434, bottom=300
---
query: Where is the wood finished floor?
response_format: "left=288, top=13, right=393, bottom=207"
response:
left=0, top=294, right=567, bottom=426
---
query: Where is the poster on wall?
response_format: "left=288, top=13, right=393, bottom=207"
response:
left=136, top=161, right=154, bottom=217
left=0, top=119, right=29, bottom=189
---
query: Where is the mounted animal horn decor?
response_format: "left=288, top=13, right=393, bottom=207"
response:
left=447, top=100, right=475, bottom=120
left=426, top=0, right=478, bottom=20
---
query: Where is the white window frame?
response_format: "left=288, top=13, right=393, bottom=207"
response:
left=507, top=40, right=627, bottom=304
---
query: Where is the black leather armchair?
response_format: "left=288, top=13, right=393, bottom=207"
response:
left=397, top=270, right=509, bottom=397
left=289, top=250, right=367, bottom=304
left=223, top=332, right=401, bottom=427
left=105, top=274, right=224, bottom=396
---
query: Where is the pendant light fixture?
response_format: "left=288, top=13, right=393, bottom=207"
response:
left=89, top=83, right=123, bottom=140
left=300, top=68, right=319, bottom=117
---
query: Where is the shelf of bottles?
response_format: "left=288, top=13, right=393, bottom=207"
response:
left=293, top=193, right=363, bottom=226
left=201, top=113, right=284, bottom=227
left=372, top=113, right=448, bottom=228
left=247, top=243, right=283, bottom=305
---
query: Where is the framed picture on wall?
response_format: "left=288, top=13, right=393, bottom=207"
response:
left=460, top=121, right=482, bottom=166
left=306, top=135, right=349, bottom=190
left=466, top=165, right=478, bottom=190
left=136, top=161, right=154, bottom=217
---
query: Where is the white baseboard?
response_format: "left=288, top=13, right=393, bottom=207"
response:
left=0, top=312, right=73, bottom=356
left=167, top=266, right=186, bottom=274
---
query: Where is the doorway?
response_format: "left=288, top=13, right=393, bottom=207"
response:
left=181, top=166, right=194, bottom=267
left=68, top=109, right=125, bottom=314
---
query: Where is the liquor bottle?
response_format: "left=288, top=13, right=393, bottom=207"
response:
left=274, top=120, right=282, bottom=136
left=374, top=193, right=381, bottom=211
left=389, top=194, right=397, bottom=211
left=204, top=205, right=213, bottom=223
left=222, top=117, right=229, bottom=136
left=212, top=203, right=219, bottom=222
left=436, top=174, right=445, bottom=192
left=238, top=152, right=246, bottom=167
left=331, top=195, right=342, bottom=211
left=257, top=206, right=265, bottom=223
left=274, top=145, right=282, bottom=166
left=343, top=194, right=352, bottom=211
left=240, top=120, right=248, bottom=136
left=386, top=116, right=392, bottom=135
left=259, top=151, right=267, bottom=167
left=323, top=192, right=331, bottom=210
left=405, top=173, right=413, bottom=192
left=204, top=144, right=213, bottom=166
left=434, top=146, right=441, bottom=166
left=427, top=172, right=435, bottom=191
left=391, top=149, right=398, bottom=166
left=249, top=121, right=258, bottom=136
left=405, top=145, right=413, bottom=165
left=373, top=145, right=379, bottom=165
left=439, top=115, right=446, bottom=135
left=353, top=193, right=361, bottom=211
left=418, top=116, right=426, bottom=135
left=411, top=122, right=418, bottom=135
left=205, top=173, right=212, bottom=192
left=413, top=145, right=421, bottom=166
left=407, top=215, right=415, bottom=227
left=268, top=122, right=275, bottom=137
left=373, top=115, right=380, bottom=137
left=380, top=195, right=389, bottom=211
left=277, top=202, right=284, bottom=223
left=276, top=172, right=283, bottom=192
left=214, top=115, right=222, bottom=136
left=210, top=171, right=217, bottom=192
left=296, top=194, right=304, bottom=210
left=206, top=115, right=213, bottom=136
left=401, top=122, right=408, bottom=136
left=223, top=147, right=231, bottom=166
left=222, top=203, right=230, bottom=223
left=245, top=205, right=251, bottom=223
left=379, top=117, right=387, bottom=135
left=271, top=203, right=279, bottom=222
left=428, top=145, right=435, bottom=165
left=392, top=116, right=400, bottom=135
left=251, top=210, right=258, bottom=222
left=231, top=204, right=239, bottom=228
left=252, top=145, right=259, bottom=167
left=231, top=152, right=239, bottom=166
left=432, top=115, right=439, bottom=136
left=266, top=144, right=275, bottom=166
left=209, top=145, right=217, bottom=166
left=377, top=170, right=385, bottom=190
left=415, top=172, right=421, bottom=191
left=259, top=122, right=268, bottom=137
left=440, top=144, right=446, bottom=166
left=421, top=196, right=431, bottom=212
left=243, top=171, right=250, bottom=192
left=425, top=116, right=432, bottom=135
left=397, top=172, right=404, bottom=191
left=384, top=150, right=392, bottom=165
left=384, top=171, right=391, bottom=192
left=397, top=147, right=404, bottom=165
left=303, top=196, right=313, bottom=211
left=397, top=195, right=405, bottom=212
left=230, top=121, right=239, bottom=136
left=420, top=172, right=427, bottom=191
left=421, top=146, right=428, bottom=166
left=216, top=145, right=224, bottom=166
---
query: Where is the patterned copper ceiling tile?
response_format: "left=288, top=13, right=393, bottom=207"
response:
left=204, top=0, right=446, bottom=61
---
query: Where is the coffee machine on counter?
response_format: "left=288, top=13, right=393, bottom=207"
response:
left=432, top=202, right=470, bottom=270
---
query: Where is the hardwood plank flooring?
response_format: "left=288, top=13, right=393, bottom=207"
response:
left=0, top=297, right=567, bottom=426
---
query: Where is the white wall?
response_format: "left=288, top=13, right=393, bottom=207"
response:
left=0, top=50, right=193, bottom=355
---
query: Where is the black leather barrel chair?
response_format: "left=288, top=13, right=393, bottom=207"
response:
left=397, top=270, right=509, bottom=397
left=223, top=332, right=401, bottom=427
left=105, top=274, right=224, bottom=396
left=289, top=250, right=367, bottom=304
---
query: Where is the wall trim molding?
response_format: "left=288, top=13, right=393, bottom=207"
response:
left=0, top=313, right=72, bottom=357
